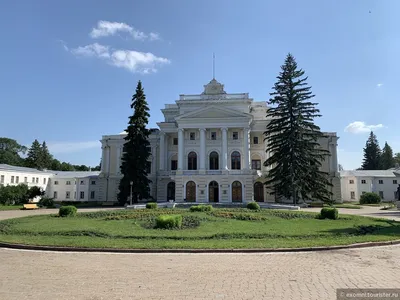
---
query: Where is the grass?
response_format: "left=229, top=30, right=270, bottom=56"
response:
left=0, top=205, right=23, bottom=211
left=332, top=204, right=362, bottom=209
left=0, top=208, right=399, bottom=249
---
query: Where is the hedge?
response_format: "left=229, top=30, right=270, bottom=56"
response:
left=247, top=202, right=260, bottom=210
left=360, top=192, right=381, bottom=204
left=190, top=205, right=213, bottom=212
left=146, top=202, right=158, bottom=209
left=59, top=206, right=77, bottom=217
left=319, top=207, right=338, bottom=220
left=155, top=215, right=182, bottom=229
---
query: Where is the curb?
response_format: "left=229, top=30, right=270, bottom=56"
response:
left=1, top=239, right=400, bottom=254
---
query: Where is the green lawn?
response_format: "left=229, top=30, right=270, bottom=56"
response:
left=0, top=208, right=399, bottom=249
left=0, top=205, right=23, bottom=211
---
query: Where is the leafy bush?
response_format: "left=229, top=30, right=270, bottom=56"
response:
left=360, top=192, right=381, bottom=205
left=59, top=206, right=77, bottom=217
left=319, top=208, right=338, bottom=220
left=190, top=205, right=213, bottom=212
left=146, top=202, right=158, bottom=209
left=155, top=214, right=182, bottom=229
left=247, top=202, right=260, bottom=210
left=211, top=211, right=268, bottom=221
left=0, top=184, right=29, bottom=205
left=38, top=197, right=55, bottom=208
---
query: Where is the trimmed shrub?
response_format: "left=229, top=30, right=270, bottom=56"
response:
left=319, top=207, right=338, bottom=220
left=247, top=202, right=260, bottom=210
left=155, top=214, right=182, bottom=229
left=190, top=205, right=213, bottom=212
left=59, top=206, right=77, bottom=217
left=360, top=192, right=381, bottom=205
left=146, top=202, right=158, bottom=209
left=38, top=197, right=55, bottom=208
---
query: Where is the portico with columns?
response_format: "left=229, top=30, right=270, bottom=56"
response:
left=97, top=78, right=342, bottom=203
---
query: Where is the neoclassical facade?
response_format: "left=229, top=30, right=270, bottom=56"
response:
left=97, top=78, right=341, bottom=203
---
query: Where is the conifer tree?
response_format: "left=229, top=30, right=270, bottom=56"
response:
left=361, top=131, right=382, bottom=170
left=263, top=53, right=332, bottom=204
left=40, top=141, right=53, bottom=169
left=380, top=142, right=395, bottom=170
left=118, top=81, right=152, bottom=204
left=25, top=139, right=44, bottom=170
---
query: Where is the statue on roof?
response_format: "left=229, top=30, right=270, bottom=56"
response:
left=202, top=78, right=226, bottom=95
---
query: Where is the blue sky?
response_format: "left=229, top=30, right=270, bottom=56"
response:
left=0, top=0, right=398, bottom=170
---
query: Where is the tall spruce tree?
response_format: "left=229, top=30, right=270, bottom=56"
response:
left=263, top=53, right=332, bottom=204
left=118, top=81, right=152, bottom=204
left=40, top=141, right=53, bottom=169
left=361, top=131, right=382, bottom=170
left=379, top=142, right=394, bottom=170
left=25, top=139, right=44, bottom=170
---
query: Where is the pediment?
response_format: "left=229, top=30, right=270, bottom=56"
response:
left=176, top=106, right=251, bottom=120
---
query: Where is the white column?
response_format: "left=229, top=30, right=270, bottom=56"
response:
left=333, top=140, right=338, bottom=172
left=178, top=128, right=184, bottom=170
left=104, top=146, right=110, bottom=174
left=115, top=146, right=121, bottom=174
left=199, top=128, right=206, bottom=170
left=159, top=132, right=165, bottom=170
left=243, top=127, right=250, bottom=169
left=101, top=146, right=106, bottom=172
left=221, top=128, right=228, bottom=170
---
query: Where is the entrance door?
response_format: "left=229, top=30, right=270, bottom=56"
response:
left=186, top=181, right=196, bottom=202
left=232, top=181, right=242, bottom=202
left=254, top=182, right=264, bottom=202
left=209, top=181, right=219, bottom=202
left=167, top=182, right=175, bottom=201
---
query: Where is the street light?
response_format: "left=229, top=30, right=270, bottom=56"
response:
left=129, top=181, right=133, bottom=205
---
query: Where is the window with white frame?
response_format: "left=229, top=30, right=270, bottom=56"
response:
left=393, top=180, right=398, bottom=184
left=361, top=179, right=366, bottom=184
left=43, top=178, right=46, bottom=185
left=350, top=191, right=355, bottom=199
left=80, top=180, right=84, bottom=185
left=32, top=177, right=35, bottom=183
left=253, top=137, right=259, bottom=144
left=251, top=159, right=261, bottom=170
left=53, top=191, right=58, bottom=199
left=90, top=191, right=95, bottom=199
left=36, top=177, right=38, bottom=183
left=173, top=138, right=178, bottom=145
left=11, top=176, right=14, bottom=183
left=0, top=175, right=4, bottom=184
left=24, top=177, right=27, bottom=183
left=66, top=181, right=71, bottom=185
left=91, top=180, right=96, bottom=185
left=16, top=176, right=19, bottom=184
left=379, top=191, right=384, bottom=199
left=232, top=132, right=238, bottom=140
left=66, top=192, right=70, bottom=199
left=378, top=180, right=383, bottom=184
left=349, top=180, right=354, bottom=184
left=189, top=132, right=195, bottom=140
left=80, top=191, right=85, bottom=199
left=54, top=181, right=59, bottom=185
left=211, top=132, right=217, bottom=140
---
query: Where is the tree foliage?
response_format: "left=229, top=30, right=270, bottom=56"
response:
left=263, top=53, right=332, bottom=204
left=361, top=131, right=382, bottom=170
left=0, top=138, right=27, bottom=166
left=380, top=142, right=395, bottom=170
left=118, top=81, right=152, bottom=204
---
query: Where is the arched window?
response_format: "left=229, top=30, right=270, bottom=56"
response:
left=231, top=151, right=241, bottom=170
left=167, top=182, right=175, bottom=200
left=232, top=181, right=242, bottom=202
left=209, top=151, right=219, bottom=170
left=185, top=181, right=196, bottom=202
left=254, top=182, right=264, bottom=202
left=188, top=152, right=197, bottom=170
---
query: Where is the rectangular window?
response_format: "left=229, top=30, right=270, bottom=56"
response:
left=190, top=132, right=195, bottom=140
left=16, top=176, right=19, bottom=184
left=24, top=177, right=27, bottom=183
left=173, top=138, right=178, bottom=145
left=32, top=177, right=35, bottom=183
left=54, top=181, right=59, bottom=185
left=0, top=175, right=4, bottom=183
left=66, top=192, right=70, bottom=199
left=11, top=176, right=14, bottom=184
left=362, top=191, right=366, bottom=195
left=43, top=178, right=46, bottom=185
left=253, top=137, right=259, bottom=144
left=379, top=191, right=384, bottom=199
left=90, top=191, right=95, bottom=199
left=361, top=180, right=366, bottom=184
left=91, top=180, right=96, bottom=185
left=36, top=178, right=39, bottom=183
left=252, top=160, right=261, bottom=170
left=232, top=132, right=238, bottom=140
left=80, top=191, right=84, bottom=199
left=146, top=162, right=151, bottom=174
left=393, top=180, right=398, bottom=184
left=171, top=160, right=178, bottom=170
left=379, top=180, right=383, bottom=184
left=350, top=191, right=355, bottom=199
left=349, top=180, right=354, bottom=184
left=53, top=191, right=58, bottom=199
left=80, top=180, right=84, bottom=185
left=211, top=132, right=217, bottom=140
left=74, top=192, right=76, bottom=199
left=66, top=181, right=71, bottom=185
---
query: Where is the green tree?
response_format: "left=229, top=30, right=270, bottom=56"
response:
left=50, top=159, right=62, bottom=170
left=0, top=137, right=27, bottom=166
left=0, top=184, right=29, bottom=205
left=380, top=142, right=395, bottom=169
left=25, top=139, right=44, bottom=169
left=263, top=53, right=332, bottom=204
left=118, top=81, right=152, bottom=204
left=361, top=131, right=382, bottom=170
left=393, top=153, right=400, bottom=167
left=60, top=162, right=75, bottom=171
left=40, top=141, right=53, bottom=169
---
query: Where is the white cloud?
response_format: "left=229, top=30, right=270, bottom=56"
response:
left=47, top=141, right=99, bottom=154
left=344, top=121, right=384, bottom=134
left=377, top=83, right=383, bottom=88
left=69, top=43, right=170, bottom=73
left=90, top=20, right=160, bottom=41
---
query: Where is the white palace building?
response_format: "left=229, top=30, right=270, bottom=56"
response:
left=97, top=78, right=342, bottom=203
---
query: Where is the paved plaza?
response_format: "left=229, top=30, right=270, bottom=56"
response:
left=0, top=207, right=399, bottom=300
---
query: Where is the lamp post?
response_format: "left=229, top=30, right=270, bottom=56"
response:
left=130, top=181, right=133, bottom=206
